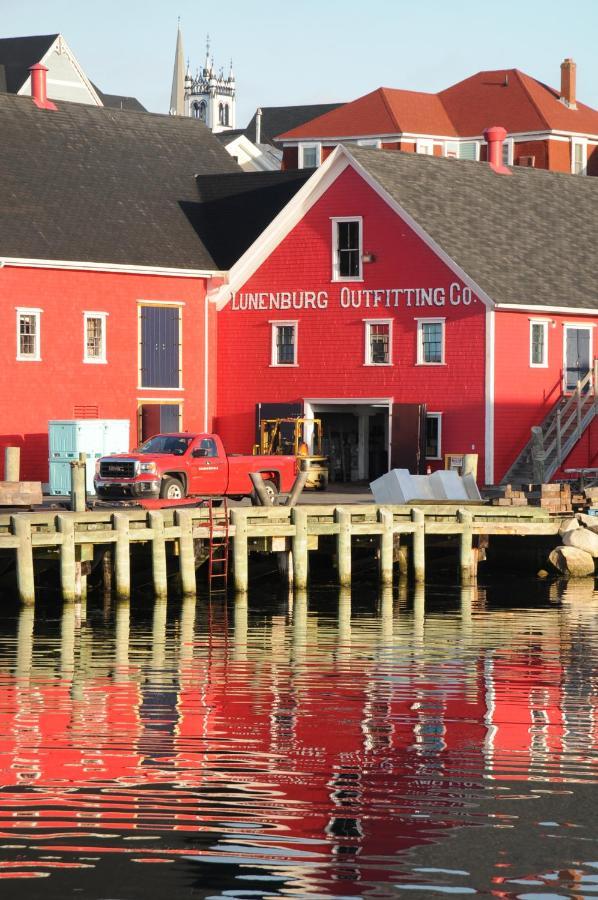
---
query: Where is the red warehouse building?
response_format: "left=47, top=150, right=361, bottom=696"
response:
left=212, top=138, right=598, bottom=485
left=0, top=78, right=241, bottom=482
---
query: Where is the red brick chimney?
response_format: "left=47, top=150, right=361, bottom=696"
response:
left=29, top=64, right=57, bottom=110
left=560, top=58, right=576, bottom=108
left=483, top=126, right=511, bottom=175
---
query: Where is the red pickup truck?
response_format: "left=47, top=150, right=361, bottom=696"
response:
left=94, top=432, right=297, bottom=502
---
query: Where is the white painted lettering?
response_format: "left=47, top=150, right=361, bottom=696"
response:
left=433, top=288, right=445, bottom=307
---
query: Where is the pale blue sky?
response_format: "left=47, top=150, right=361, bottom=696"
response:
left=2, top=0, right=597, bottom=126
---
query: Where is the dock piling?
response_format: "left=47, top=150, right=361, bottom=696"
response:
left=336, top=507, right=351, bottom=586
left=70, top=457, right=87, bottom=512
left=175, top=509, right=197, bottom=597
left=113, top=513, right=131, bottom=600
left=379, top=507, right=394, bottom=585
left=148, top=510, right=168, bottom=600
left=458, top=508, right=474, bottom=584
left=231, top=509, right=249, bottom=592
left=12, top=515, right=35, bottom=605
left=411, top=508, right=425, bottom=584
left=4, top=446, right=20, bottom=481
left=292, top=506, right=309, bottom=589
left=57, top=514, right=77, bottom=602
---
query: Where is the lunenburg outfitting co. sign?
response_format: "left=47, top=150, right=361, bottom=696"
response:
left=231, top=283, right=475, bottom=311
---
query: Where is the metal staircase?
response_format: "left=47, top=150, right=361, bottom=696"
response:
left=501, top=362, right=598, bottom=485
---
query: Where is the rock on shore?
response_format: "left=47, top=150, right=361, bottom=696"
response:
left=548, top=545, right=595, bottom=577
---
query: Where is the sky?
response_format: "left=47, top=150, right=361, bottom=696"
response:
left=2, top=0, right=598, bottom=126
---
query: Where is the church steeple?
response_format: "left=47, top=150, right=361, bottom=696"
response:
left=183, top=32, right=236, bottom=132
left=169, top=21, right=185, bottom=116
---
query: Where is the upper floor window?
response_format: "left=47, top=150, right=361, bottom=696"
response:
left=416, top=139, right=434, bottom=155
left=502, top=138, right=514, bottom=166
left=572, top=140, right=587, bottom=175
left=299, top=143, right=321, bottom=168
left=417, top=318, right=445, bottom=365
left=271, top=321, right=297, bottom=366
left=459, top=141, right=479, bottom=162
left=218, top=103, right=229, bottom=126
left=193, top=101, right=206, bottom=121
left=364, top=319, right=392, bottom=365
left=332, top=217, right=362, bottom=281
left=16, top=308, right=41, bottom=361
left=530, top=320, right=548, bottom=367
left=84, top=312, right=107, bottom=363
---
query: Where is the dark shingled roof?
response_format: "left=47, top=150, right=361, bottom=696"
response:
left=244, top=104, right=343, bottom=146
left=346, top=146, right=598, bottom=309
left=214, top=129, right=246, bottom=146
left=91, top=82, right=146, bottom=112
left=193, top=170, right=312, bottom=268
left=0, top=33, right=57, bottom=93
left=0, top=92, right=241, bottom=270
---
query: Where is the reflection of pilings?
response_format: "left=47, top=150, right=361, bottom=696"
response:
left=460, top=584, right=474, bottom=632
left=338, top=587, right=352, bottom=652
left=233, top=593, right=248, bottom=661
left=179, top=595, right=196, bottom=662
left=397, top=576, right=409, bottom=609
left=115, top=600, right=130, bottom=673
left=413, top=583, right=425, bottom=641
left=292, top=507, right=308, bottom=590
left=16, top=604, right=34, bottom=679
left=292, top=589, right=308, bottom=658
left=379, top=508, right=394, bottom=585
left=231, top=509, right=248, bottom=593
left=151, top=598, right=168, bottom=673
left=379, top=585, right=393, bottom=647
left=60, top=602, right=76, bottom=674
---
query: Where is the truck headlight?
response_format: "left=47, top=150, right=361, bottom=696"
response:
left=139, top=461, right=157, bottom=474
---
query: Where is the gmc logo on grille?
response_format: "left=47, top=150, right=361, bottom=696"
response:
left=100, top=461, right=135, bottom=479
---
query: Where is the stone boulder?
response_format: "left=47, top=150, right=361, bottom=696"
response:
left=563, top=527, right=598, bottom=557
left=577, top=513, right=598, bottom=534
left=559, top=517, right=580, bottom=537
left=549, top=545, right=595, bottom=577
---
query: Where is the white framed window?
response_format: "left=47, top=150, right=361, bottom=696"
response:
left=530, top=320, right=548, bottom=368
left=458, top=141, right=479, bottom=161
left=502, top=138, right=514, bottom=166
left=425, top=413, right=442, bottom=459
left=417, top=318, right=445, bottom=365
left=16, top=308, right=42, bottom=360
left=331, top=216, right=363, bottom=281
left=357, top=138, right=381, bottom=148
left=416, top=139, right=434, bottom=155
left=445, top=141, right=459, bottom=159
left=83, top=311, right=107, bottom=363
left=270, top=321, right=298, bottom=366
left=364, top=319, right=392, bottom=366
left=299, top=143, right=321, bottom=168
left=572, top=139, right=587, bottom=175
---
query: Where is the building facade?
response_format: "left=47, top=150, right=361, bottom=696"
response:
left=213, top=143, right=598, bottom=485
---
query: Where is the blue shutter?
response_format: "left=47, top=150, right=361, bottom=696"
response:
left=141, top=307, right=180, bottom=388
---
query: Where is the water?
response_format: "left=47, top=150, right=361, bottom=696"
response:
left=1, top=578, right=598, bottom=898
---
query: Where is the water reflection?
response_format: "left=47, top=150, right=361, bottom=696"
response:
left=0, top=580, right=596, bottom=897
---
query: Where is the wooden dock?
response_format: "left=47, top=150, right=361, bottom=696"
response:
left=0, top=503, right=560, bottom=605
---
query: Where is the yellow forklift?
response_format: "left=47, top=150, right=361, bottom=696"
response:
left=255, top=417, right=329, bottom=490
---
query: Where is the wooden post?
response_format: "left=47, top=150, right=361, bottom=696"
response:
left=175, top=509, right=196, bottom=598
left=231, top=508, right=249, bottom=593
left=12, top=515, right=35, bottom=605
left=292, top=506, right=308, bottom=590
left=411, top=508, right=425, bottom=584
left=458, top=508, right=474, bottom=584
left=531, top=426, right=545, bottom=484
left=335, top=506, right=351, bottom=586
left=4, top=446, right=20, bottom=481
left=462, top=453, right=478, bottom=481
left=57, top=514, right=77, bottom=602
left=112, top=513, right=131, bottom=601
left=70, top=459, right=87, bottom=512
left=148, top=510, right=168, bottom=601
left=102, top=548, right=113, bottom=595
left=379, top=507, right=394, bottom=586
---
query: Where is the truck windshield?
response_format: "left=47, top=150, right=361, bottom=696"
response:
left=138, top=436, right=192, bottom=456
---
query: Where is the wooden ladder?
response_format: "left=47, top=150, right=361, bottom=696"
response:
left=208, top=497, right=229, bottom=594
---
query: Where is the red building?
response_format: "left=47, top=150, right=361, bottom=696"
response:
left=0, top=78, right=240, bottom=481
left=278, top=59, right=598, bottom=179
left=213, top=138, right=598, bottom=485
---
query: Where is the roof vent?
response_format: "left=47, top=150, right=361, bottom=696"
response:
left=483, top=126, right=511, bottom=175
left=560, top=58, right=576, bottom=109
left=29, top=63, right=57, bottom=110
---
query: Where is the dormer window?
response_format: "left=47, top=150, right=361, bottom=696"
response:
left=299, top=143, right=321, bottom=168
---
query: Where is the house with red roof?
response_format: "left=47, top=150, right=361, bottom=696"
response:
left=278, top=59, right=598, bottom=177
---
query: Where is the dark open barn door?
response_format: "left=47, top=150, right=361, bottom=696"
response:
left=390, top=403, right=427, bottom=473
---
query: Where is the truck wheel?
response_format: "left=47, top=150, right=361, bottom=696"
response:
left=160, top=477, right=185, bottom=500
left=262, top=479, right=278, bottom=505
